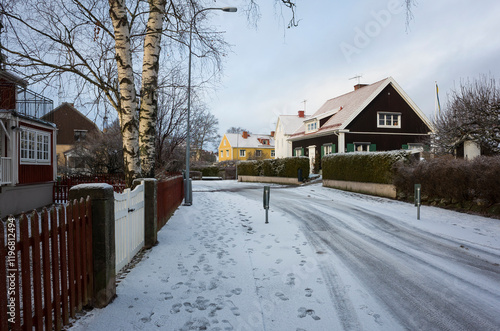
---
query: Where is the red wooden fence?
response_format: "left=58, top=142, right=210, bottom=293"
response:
left=157, top=176, right=184, bottom=231
left=54, top=174, right=125, bottom=203
left=1, top=197, right=92, bottom=331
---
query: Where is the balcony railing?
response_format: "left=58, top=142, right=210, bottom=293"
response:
left=0, top=157, right=12, bottom=185
left=0, top=82, right=54, bottom=122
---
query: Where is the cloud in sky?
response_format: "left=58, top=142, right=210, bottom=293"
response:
left=205, top=0, right=500, bottom=136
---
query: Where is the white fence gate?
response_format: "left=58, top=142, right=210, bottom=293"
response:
left=114, top=182, right=145, bottom=272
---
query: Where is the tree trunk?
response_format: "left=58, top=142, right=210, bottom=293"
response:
left=109, top=0, right=141, bottom=186
left=140, top=0, right=166, bottom=178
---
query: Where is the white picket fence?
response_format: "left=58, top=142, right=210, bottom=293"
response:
left=114, top=182, right=145, bottom=272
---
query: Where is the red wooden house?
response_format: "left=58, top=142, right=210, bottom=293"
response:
left=0, top=70, right=57, bottom=217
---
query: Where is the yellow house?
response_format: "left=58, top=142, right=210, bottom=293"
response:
left=218, top=131, right=275, bottom=161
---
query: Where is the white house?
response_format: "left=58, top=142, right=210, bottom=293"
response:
left=274, top=111, right=310, bottom=158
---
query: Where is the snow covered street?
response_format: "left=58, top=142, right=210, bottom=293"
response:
left=71, top=181, right=500, bottom=331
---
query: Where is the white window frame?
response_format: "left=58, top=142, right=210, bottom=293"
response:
left=20, top=128, right=51, bottom=164
left=239, top=149, right=246, bottom=157
left=226, top=150, right=230, bottom=157
left=294, top=148, right=302, bottom=156
left=306, top=120, right=318, bottom=133
left=408, top=143, right=424, bottom=150
left=377, top=112, right=401, bottom=128
left=255, top=150, right=262, bottom=157
left=354, top=142, right=370, bottom=152
left=220, top=150, right=223, bottom=158
left=324, top=144, right=333, bottom=155
left=271, top=150, right=275, bottom=157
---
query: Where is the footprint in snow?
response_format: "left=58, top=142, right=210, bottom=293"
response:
left=275, top=292, right=289, bottom=301
left=297, top=307, right=320, bottom=320
left=305, top=288, right=313, bottom=297
left=170, top=303, right=182, bottom=314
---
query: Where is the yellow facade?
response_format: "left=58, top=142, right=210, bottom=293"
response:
left=218, top=134, right=275, bottom=161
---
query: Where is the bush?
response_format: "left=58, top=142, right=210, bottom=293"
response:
left=191, top=166, right=220, bottom=177
left=393, top=155, right=500, bottom=205
left=237, top=157, right=310, bottom=179
left=322, top=151, right=410, bottom=184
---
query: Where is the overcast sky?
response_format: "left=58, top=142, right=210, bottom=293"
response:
left=204, top=0, right=500, bottom=136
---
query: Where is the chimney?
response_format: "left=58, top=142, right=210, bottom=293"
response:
left=354, top=84, right=368, bottom=91
left=298, top=110, right=305, bottom=118
left=270, top=131, right=275, bottom=137
left=242, top=131, right=248, bottom=139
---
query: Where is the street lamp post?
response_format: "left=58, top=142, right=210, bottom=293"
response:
left=184, top=6, right=237, bottom=206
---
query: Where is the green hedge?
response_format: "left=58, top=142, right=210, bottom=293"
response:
left=237, top=157, right=310, bottom=179
left=192, top=166, right=220, bottom=177
left=322, top=151, right=410, bottom=184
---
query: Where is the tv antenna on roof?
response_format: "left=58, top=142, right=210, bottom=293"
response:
left=349, top=74, right=363, bottom=85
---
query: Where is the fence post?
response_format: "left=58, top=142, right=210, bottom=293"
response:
left=133, top=178, right=157, bottom=248
left=69, top=183, right=115, bottom=308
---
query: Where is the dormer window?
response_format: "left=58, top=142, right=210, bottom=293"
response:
left=306, top=120, right=318, bottom=133
left=378, top=112, right=401, bottom=128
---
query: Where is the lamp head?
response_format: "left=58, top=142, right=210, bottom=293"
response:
left=222, top=7, right=237, bottom=12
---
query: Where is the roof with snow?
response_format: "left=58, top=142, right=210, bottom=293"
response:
left=277, top=114, right=311, bottom=135
left=224, top=133, right=275, bottom=149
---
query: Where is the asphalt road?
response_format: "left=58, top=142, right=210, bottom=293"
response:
left=230, top=183, right=500, bottom=331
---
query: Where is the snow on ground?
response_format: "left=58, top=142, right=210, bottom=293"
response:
left=70, top=180, right=500, bottom=331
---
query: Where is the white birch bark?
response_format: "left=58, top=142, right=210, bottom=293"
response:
left=109, top=0, right=141, bottom=184
left=140, top=0, right=166, bottom=177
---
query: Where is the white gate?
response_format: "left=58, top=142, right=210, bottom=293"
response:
left=114, top=182, right=145, bottom=272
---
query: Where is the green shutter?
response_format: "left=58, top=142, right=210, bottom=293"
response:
left=332, top=144, right=336, bottom=153
left=402, top=144, right=408, bottom=150
left=321, top=145, right=325, bottom=157
left=369, top=144, right=377, bottom=152
left=347, top=143, right=354, bottom=152
left=301, top=148, right=305, bottom=156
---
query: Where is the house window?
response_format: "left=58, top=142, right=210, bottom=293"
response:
left=240, top=149, right=246, bottom=157
left=377, top=112, right=401, bottom=128
left=294, top=148, right=302, bottom=156
left=261, top=139, right=269, bottom=145
left=354, top=142, right=371, bottom=152
left=220, top=150, right=223, bottom=158
left=226, top=150, right=229, bottom=157
left=74, top=129, right=88, bottom=142
left=255, top=150, right=262, bottom=157
left=306, top=121, right=318, bottom=133
left=21, top=128, right=50, bottom=163
left=271, top=150, right=275, bottom=157
left=324, top=144, right=334, bottom=155
left=408, top=143, right=423, bottom=150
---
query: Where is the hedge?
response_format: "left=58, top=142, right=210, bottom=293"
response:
left=322, top=151, right=411, bottom=184
left=237, top=157, right=310, bottom=179
left=393, top=155, right=500, bottom=205
left=192, top=166, right=220, bottom=177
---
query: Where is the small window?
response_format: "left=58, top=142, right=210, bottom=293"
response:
left=220, top=150, right=223, bottom=158
left=255, top=150, right=262, bottom=157
left=239, top=149, right=246, bottom=157
left=226, top=150, right=229, bottom=157
left=408, top=143, right=423, bottom=150
left=306, top=121, right=318, bottom=133
left=74, top=129, right=88, bottom=142
left=271, top=150, right=275, bottom=157
left=354, top=142, right=371, bottom=152
left=378, top=112, right=401, bottom=128
left=324, top=144, right=333, bottom=155
left=294, top=148, right=302, bottom=156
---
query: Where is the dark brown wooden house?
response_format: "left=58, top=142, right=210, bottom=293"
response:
left=0, top=70, right=57, bottom=216
left=41, top=102, right=100, bottom=169
left=289, top=77, right=433, bottom=169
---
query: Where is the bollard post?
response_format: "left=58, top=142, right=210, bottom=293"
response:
left=263, top=186, right=270, bottom=224
left=414, top=184, right=421, bottom=220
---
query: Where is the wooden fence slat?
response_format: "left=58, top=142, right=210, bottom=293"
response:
left=0, top=220, right=8, bottom=331
left=31, top=212, right=43, bottom=330
left=72, top=200, right=82, bottom=311
left=66, top=203, right=76, bottom=318
left=12, top=227, right=21, bottom=331
left=58, top=207, right=69, bottom=325
left=41, top=208, right=53, bottom=330
left=51, top=208, right=62, bottom=331
left=85, top=196, right=93, bottom=304
left=20, top=214, right=33, bottom=330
